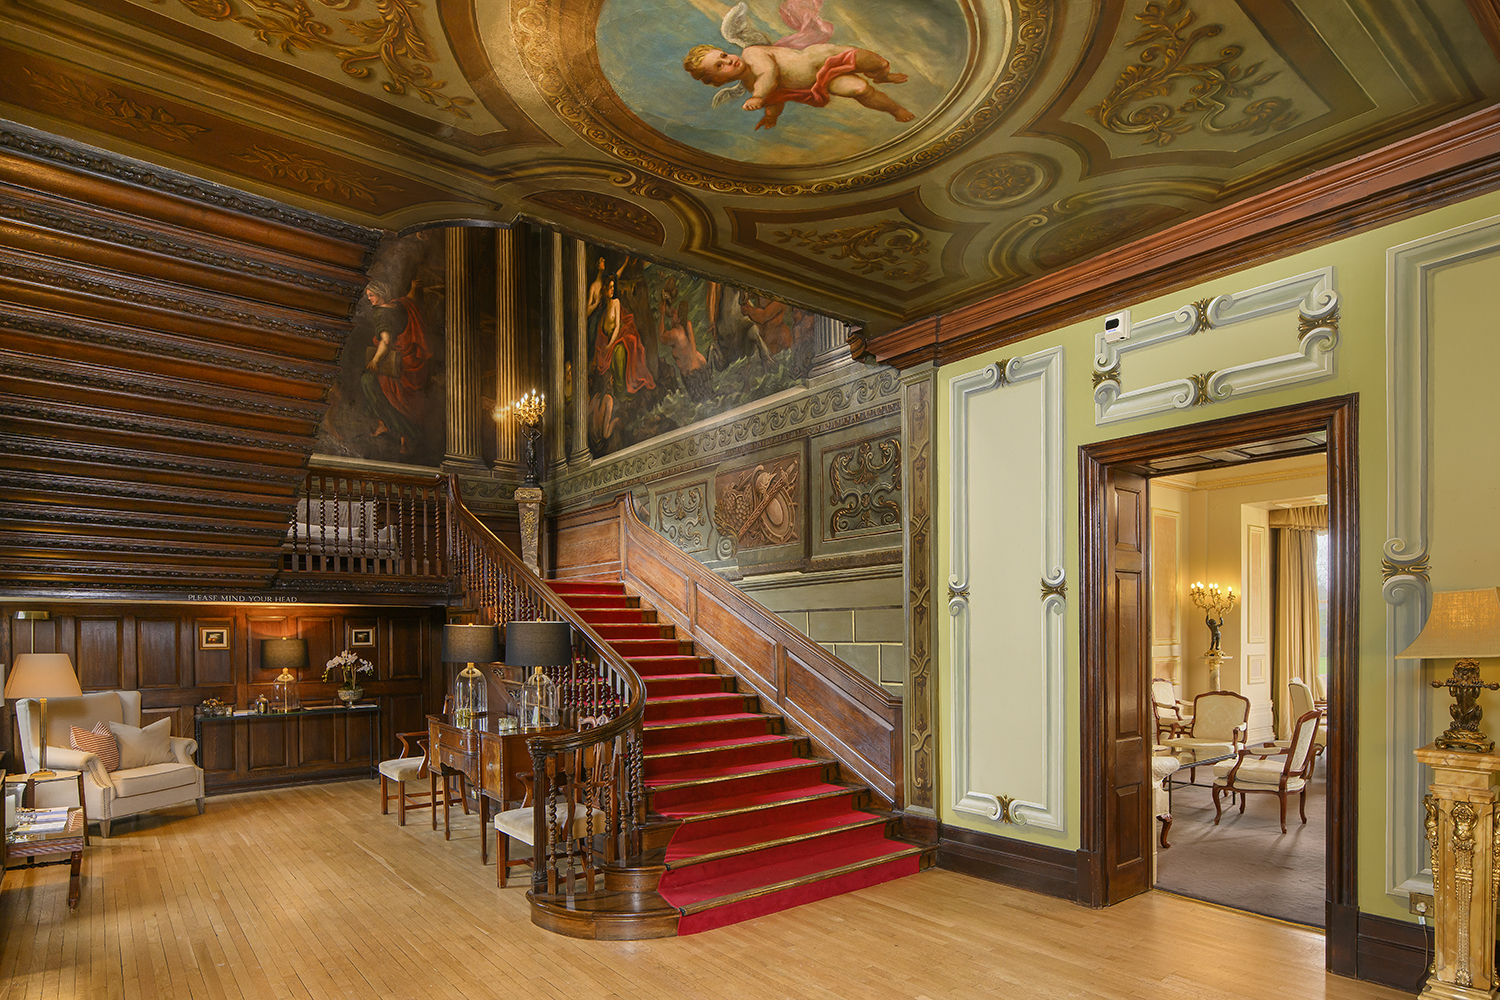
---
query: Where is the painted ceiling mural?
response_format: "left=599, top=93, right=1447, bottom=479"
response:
left=1, top=0, right=1498, bottom=335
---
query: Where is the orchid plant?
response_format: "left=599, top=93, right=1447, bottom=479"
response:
left=323, top=649, right=374, bottom=690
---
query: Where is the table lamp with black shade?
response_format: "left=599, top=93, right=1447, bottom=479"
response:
left=4, top=653, right=83, bottom=777
left=506, top=621, right=571, bottom=732
left=260, top=638, right=306, bottom=714
left=443, top=624, right=501, bottom=728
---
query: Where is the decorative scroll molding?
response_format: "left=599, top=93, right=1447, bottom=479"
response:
left=827, top=436, right=902, bottom=539
left=656, top=483, right=709, bottom=554
left=948, top=345, right=1065, bottom=831
left=1384, top=215, right=1500, bottom=902
left=902, top=372, right=936, bottom=812
left=1092, top=267, right=1339, bottom=424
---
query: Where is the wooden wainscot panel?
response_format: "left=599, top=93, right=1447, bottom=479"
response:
left=624, top=542, right=690, bottom=617
left=298, top=715, right=337, bottom=765
left=201, top=724, right=235, bottom=773
left=193, top=617, right=234, bottom=685
left=346, top=710, right=373, bottom=763
left=388, top=617, right=422, bottom=679
left=554, top=506, right=624, bottom=579
left=75, top=615, right=124, bottom=690
left=693, top=586, right=777, bottom=689
left=247, top=719, right=290, bottom=770
left=784, top=646, right=895, bottom=777
left=135, top=617, right=183, bottom=689
left=298, top=616, right=336, bottom=674
left=386, top=693, right=425, bottom=748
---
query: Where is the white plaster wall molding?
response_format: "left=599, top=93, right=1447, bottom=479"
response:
left=1383, top=215, right=1500, bottom=902
left=947, top=346, right=1065, bottom=830
left=1092, top=268, right=1340, bottom=425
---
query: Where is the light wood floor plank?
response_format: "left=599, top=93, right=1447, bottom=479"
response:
left=1, top=779, right=1412, bottom=1000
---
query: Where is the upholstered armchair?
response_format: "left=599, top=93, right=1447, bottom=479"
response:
left=14, top=691, right=204, bottom=837
left=1211, top=709, right=1321, bottom=833
left=1161, top=691, right=1251, bottom=780
left=1151, top=678, right=1192, bottom=741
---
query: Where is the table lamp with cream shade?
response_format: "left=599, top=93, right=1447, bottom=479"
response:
left=1398, top=586, right=1500, bottom=753
left=3, top=652, right=83, bottom=776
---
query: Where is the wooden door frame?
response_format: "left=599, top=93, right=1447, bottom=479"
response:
left=1078, top=395, right=1358, bottom=976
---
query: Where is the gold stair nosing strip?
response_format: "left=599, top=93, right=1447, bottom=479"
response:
left=644, top=714, right=774, bottom=730
left=644, top=736, right=792, bottom=760
left=665, top=817, right=890, bottom=871
left=647, top=759, right=830, bottom=792
left=676, top=846, right=926, bottom=915
left=670, top=787, right=858, bottom=825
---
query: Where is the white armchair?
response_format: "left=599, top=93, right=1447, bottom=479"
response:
left=14, top=691, right=204, bottom=837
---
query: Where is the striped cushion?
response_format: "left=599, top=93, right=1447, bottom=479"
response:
left=70, top=721, right=120, bottom=772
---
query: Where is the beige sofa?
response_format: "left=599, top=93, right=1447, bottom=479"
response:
left=14, top=691, right=204, bottom=837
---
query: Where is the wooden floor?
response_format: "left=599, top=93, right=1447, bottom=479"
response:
left=0, top=779, right=1408, bottom=1000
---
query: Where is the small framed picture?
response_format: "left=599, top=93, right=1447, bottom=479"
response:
left=199, top=626, right=229, bottom=650
left=350, top=628, right=375, bottom=648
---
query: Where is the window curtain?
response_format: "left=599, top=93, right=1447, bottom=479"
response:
left=1271, top=504, right=1327, bottom=738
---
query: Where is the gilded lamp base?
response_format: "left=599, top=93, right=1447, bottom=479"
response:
left=1434, top=726, right=1496, bottom=755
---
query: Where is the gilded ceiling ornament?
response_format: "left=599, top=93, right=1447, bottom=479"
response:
left=526, top=190, right=664, bottom=245
left=949, top=153, right=1057, bottom=209
left=235, top=145, right=400, bottom=205
left=772, top=220, right=931, bottom=283
left=154, top=0, right=475, bottom=119
left=1187, top=370, right=1217, bottom=404
left=1381, top=553, right=1430, bottom=581
left=25, top=70, right=209, bottom=142
left=1299, top=308, right=1339, bottom=342
left=1088, top=0, right=1298, bottom=147
left=1091, top=363, right=1121, bottom=387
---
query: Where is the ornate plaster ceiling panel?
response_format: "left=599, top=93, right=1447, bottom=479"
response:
left=0, top=0, right=1497, bottom=336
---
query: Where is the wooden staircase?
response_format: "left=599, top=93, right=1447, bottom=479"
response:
left=539, top=578, right=929, bottom=937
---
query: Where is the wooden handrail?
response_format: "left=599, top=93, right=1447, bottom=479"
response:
left=557, top=495, right=905, bottom=807
left=282, top=469, right=447, bottom=579
left=443, top=475, right=646, bottom=897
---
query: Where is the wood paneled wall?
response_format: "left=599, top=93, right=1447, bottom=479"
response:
left=1, top=602, right=445, bottom=791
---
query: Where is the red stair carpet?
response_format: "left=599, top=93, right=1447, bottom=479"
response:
left=547, top=579, right=922, bottom=934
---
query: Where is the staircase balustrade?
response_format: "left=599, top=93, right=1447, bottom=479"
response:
left=443, top=475, right=647, bottom=900
left=282, top=470, right=448, bottom=579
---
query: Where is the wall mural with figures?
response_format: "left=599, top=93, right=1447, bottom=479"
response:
left=585, top=242, right=824, bottom=457
left=316, top=232, right=447, bottom=467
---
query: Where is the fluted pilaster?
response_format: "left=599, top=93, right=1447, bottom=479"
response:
left=568, top=238, right=591, bottom=465
left=547, top=230, right=566, bottom=480
left=495, top=226, right=521, bottom=470
left=444, top=227, right=484, bottom=468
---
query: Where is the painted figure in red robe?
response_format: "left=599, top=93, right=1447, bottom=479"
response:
left=593, top=277, right=657, bottom=395
left=360, top=279, right=432, bottom=456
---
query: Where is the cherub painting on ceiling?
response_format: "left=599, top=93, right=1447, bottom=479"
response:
left=595, top=0, right=968, bottom=166
left=683, top=1, right=914, bottom=131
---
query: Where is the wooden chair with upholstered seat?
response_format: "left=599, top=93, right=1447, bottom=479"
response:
left=1151, top=677, right=1192, bottom=741
left=378, top=731, right=464, bottom=828
left=1160, top=690, right=1250, bottom=782
left=1211, top=709, right=1321, bottom=834
left=493, top=741, right=618, bottom=888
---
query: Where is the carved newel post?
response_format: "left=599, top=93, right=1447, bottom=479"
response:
left=1416, top=746, right=1500, bottom=1000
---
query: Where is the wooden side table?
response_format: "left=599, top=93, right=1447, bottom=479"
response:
left=4, top=803, right=86, bottom=911
left=5, top=770, right=88, bottom=846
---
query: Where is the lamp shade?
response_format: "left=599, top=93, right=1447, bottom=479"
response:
left=260, top=637, right=309, bottom=672
left=1397, top=588, right=1500, bottom=659
left=3, top=653, right=82, bottom=700
left=505, top=621, right=573, bottom=666
left=442, top=624, right=501, bottom=664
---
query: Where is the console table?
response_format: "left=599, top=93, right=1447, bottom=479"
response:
left=195, top=704, right=381, bottom=794
left=427, top=714, right=564, bottom=864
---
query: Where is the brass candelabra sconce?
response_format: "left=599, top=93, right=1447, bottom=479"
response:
left=1189, top=581, right=1237, bottom=690
left=496, top=389, right=546, bottom=485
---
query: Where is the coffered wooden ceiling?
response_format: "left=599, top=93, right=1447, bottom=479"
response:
left=2, top=0, right=1499, bottom=347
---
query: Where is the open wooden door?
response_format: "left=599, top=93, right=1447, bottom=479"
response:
left=1102, top=468, right=1152, bottom=903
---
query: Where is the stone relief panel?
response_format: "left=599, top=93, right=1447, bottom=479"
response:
left=825, top=435, right=902, bottom=542
left=655, top=481, right=710, bottom=555
left=713, top=454, right=801, bottom=553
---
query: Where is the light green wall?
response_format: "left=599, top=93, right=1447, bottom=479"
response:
left=935, top=187, right=1500, bottom=923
